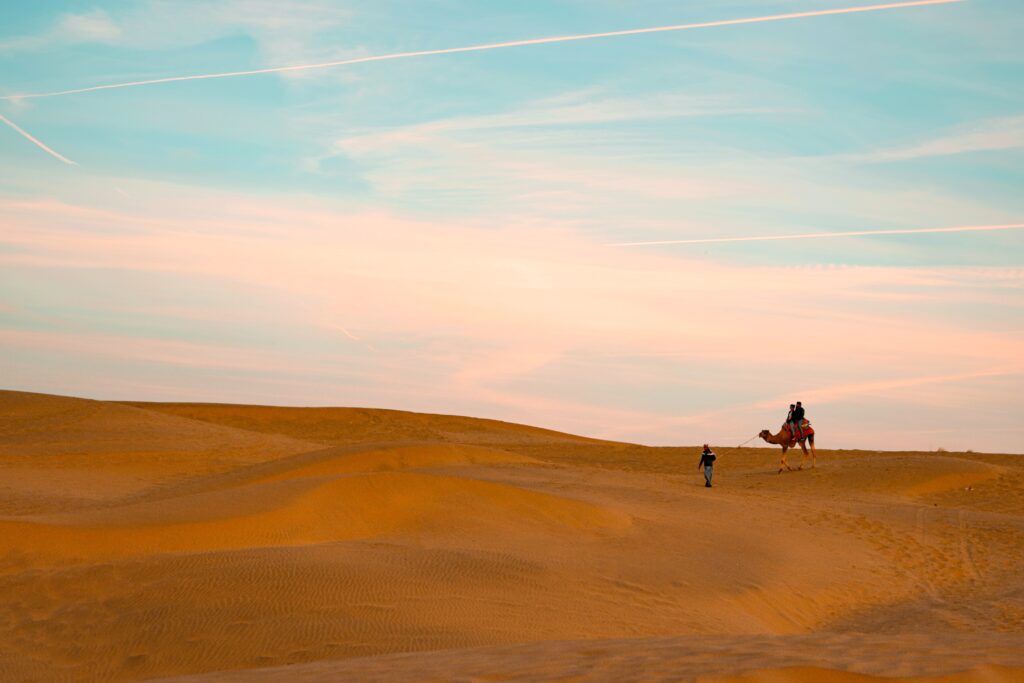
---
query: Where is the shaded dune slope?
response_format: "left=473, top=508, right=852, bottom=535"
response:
left=151, top=635, right=1024, bottom=683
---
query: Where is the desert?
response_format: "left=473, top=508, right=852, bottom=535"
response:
left=3, top=0, right=1023, bottom=680
left=1, top=389, right=1022, bottom=682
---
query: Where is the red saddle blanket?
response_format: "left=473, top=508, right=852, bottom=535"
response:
left=784, top=420, right=814, bottom=439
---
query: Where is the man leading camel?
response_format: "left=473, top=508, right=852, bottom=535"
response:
left=698, top=444, right=717, bottom=488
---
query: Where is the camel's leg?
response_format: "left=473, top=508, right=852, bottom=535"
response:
left=797, top=441, right=809, bottom=470
left=808, top=435, right=817, bottom=468
left=778, top=446, right=792, bottom=473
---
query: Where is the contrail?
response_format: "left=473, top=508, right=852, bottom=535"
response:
left=1, top=0, right=961, bottom=101
left=0, top=113, right=78, bottom=165
left=608, top=223, right=1024, bottom=247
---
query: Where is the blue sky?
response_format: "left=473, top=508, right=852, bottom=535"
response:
left=1, top=0, right=1022, bottom=451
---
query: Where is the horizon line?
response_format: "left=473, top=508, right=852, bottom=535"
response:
left=1, top=386, right=1021, bottom=454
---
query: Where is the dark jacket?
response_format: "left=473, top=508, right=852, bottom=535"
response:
left=792, top=406, right=805, bottom=422
left=699, top=450, right=717, bottom=468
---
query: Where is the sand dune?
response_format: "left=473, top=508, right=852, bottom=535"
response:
left=123, top=400, right=600, bottom=447
left=0, top=391, right=318, bottom=514
left=2, top=469, right=629, bottom=563
left=0, top=390, right=1022, bottom=682
left=148, top=636, right=1024, bottom=682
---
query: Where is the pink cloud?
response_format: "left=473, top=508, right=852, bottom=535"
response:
left=2, top=185, right=1021, bottom=447
left=2, top=193, right=1019, bottom=367
left=0, top=329, right=326, bottom=375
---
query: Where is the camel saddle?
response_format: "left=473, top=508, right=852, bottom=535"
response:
left=785, top=420, right=814, bottom=439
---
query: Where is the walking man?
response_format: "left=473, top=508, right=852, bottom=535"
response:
left=698, top=444, right=717, bottom=488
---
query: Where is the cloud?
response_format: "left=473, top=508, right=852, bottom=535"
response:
left=607, top=222, right=1024, bottom=247
left=332, top=90, right=769, bottom=151
left=850, top=115, right=1024, bottom=162
left=57, top=10, right=121, bottom=43
left=0, top=9, right=118, bottom=51
left=760, top=367, right=1024, bottom=408
left=0, top=328, right=306, bottom=373
left=313, top=88, right=1011, bottom=239
left=2, top=0, right=962, bottom=100
left=1, top=183, right=1021, bottom=447
left=306, top=87, right=777, bottom=218
left=2, top=188, right=1019, bottom=364
left=0, top=1, right=351, bottom=75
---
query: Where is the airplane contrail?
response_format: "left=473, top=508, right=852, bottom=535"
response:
left=0, top=113, right=78, bottom=165
left=607, top=223, right=1024, bottom=247
left=1, top=0, right=961, bottom=101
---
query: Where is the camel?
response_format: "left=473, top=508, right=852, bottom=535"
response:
left=760, top=424, right=817, bottom=473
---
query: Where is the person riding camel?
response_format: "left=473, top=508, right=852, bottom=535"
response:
left=785, top=404, right=796, bottom=439
left=791, top=401, right=806, bottom=440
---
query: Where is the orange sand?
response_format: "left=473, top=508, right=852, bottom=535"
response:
left=1, top=390, right=1022, bottom=682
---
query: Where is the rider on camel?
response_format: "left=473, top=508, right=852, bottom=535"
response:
left=790, top=401, right=806, bottom=440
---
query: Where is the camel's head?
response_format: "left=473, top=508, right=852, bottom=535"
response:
left=758, top=429, right=770, bottom=440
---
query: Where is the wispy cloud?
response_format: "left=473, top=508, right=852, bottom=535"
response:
left=2, top=189, right=1019, bottom=366
left=319, top=95, right=1011, bottom=236
left=608, top=222, right=1024, bottom=247
left=330, top=90, right=769, bottom=153
left=0, top=9, right=119, bottom=51
left=2, top=0, right=962, bottom=101
left=0, top=113, right=78, bottom=165
left=57, top=10, right=121, bottom=43
left=760, top=367, right=1024, bottom=408
left=849, top=115, right=1024, bottom=162
left=2, top=184, right=1021, bottom=448
left=0, top=328, right=307, bottom=373
left=0, top=2, right=347, bottom=58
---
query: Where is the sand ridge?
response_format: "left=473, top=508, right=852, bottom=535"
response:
left=0, top=390, right=1022, bottom=682
left=121, top=400, right=603, bottom=447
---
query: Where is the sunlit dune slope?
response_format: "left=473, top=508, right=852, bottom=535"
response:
left=122, top=400, right=602, bottom=446
left=0, top=391, right=318, bottom=512
left=815, top=455, right=1003, bottom=498
left=2, top=469, right=629, bottom=563
left=0, top=390, right=1022, bottom=683
left=0, top=391, right=316, bottom=462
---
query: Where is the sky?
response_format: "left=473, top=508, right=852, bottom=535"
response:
left=1, top=0, right=1022, bottom=452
